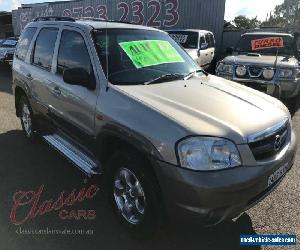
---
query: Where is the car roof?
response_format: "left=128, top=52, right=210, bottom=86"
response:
left=167, top=29, right=212, bottom=34
left=26, top=18, right=164, bottom=33
left=242, top=32, right=293, bottom=37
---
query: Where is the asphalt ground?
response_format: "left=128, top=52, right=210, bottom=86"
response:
left=0, top=64, right=299, bottom=250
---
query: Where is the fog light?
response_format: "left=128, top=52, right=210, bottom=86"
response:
left=263, top=69, right=275, bottom=80
left=236, top=66, right=247, bottom=77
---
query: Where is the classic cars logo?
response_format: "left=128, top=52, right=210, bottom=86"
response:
left=10, top=180, right=99, bottom=225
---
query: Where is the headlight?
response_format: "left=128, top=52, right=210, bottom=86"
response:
left=177, top=137, right=241, bottom=171
left=263, top=68, right=275, bottom=80
left=217, top=62, right=233, bottom=75
left=278, top=69, right=294, bottom=79
left=236, top=65, right=247, bottom=77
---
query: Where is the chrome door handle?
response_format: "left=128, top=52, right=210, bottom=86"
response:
left=53, top=86, right=61, bottom=95
left=26, top=74, right=33, bottom=81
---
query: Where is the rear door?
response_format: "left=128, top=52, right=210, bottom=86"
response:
left=13, top=26, right=37, bottom=103
left=46, top=27, right=98, bottom=143
left=24, top=27, right=59, bottom=116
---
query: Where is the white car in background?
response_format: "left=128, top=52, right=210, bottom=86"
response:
left=167, top=29, right=216, bottom=69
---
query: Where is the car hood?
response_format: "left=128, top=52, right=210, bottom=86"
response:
left=184, top=48, right=198, bottom=59
left=116, top=75, right=289, bottom=144
left=223, top=54, right=299, bottom=68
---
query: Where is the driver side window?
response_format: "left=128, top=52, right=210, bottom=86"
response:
left=57, top=30, right=93, bottom=76
left=199, top=36, right=206, bottom=48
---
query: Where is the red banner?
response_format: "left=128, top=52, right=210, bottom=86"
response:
left=251, top=37, right=284, bottom=51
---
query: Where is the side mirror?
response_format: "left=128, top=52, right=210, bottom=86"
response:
left=200, top=43, right=208, bottom=50
left=63, top=68, right=95, bottom=90
left=226, top=47, right=234, bottom=55
left=294, top=32, right=300, bottom=39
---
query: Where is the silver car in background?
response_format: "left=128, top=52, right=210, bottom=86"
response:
left=216, top=32, right=300, bottom=106
left=0, top=37, right=18, bottom=65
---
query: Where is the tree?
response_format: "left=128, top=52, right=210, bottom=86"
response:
left=261, top=0, right=300, bottom=27
left=233, top=15, right=261, bottom=29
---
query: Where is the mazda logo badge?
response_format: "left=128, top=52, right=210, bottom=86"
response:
left=274, top=135, right=282, bottom=151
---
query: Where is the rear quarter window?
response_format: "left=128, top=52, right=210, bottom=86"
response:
left=15, top=27, right=37, bottom=61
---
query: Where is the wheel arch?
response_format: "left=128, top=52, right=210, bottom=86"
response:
left=14, top=86, right=28, bottom=117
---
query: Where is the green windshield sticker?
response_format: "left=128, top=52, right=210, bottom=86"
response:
left=119, top=40, right=184, bottom=69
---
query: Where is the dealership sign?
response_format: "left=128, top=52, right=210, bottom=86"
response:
left=251, top=37, right=284, bottom=51
left=13, top=0, right=180, bottom=34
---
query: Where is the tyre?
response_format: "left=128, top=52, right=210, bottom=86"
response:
left=106, top=149, right=163, bottom=238
left=19, top=95, right=36, bottom=140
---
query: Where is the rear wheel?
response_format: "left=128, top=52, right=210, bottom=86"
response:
left=106, top=150, right=163, bottom=238
left=19, top=96, right=36, bottom=140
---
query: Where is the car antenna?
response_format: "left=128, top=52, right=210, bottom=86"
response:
left=105, top=0, right=109, bottom=91
left=274, top=46, right=279, bottom=68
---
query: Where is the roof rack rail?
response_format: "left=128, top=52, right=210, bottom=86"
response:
left=78, top=17, right=134, bottom=25
left=33, top=16, right=76, bottom=22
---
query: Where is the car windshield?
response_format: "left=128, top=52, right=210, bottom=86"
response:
left=168, top=31, right=199, bottom=49
left=1, top=39, right=17, bottom=48
left=94, top=29, right=199, bottom=85
left=235, top=34, right=295, bottom=56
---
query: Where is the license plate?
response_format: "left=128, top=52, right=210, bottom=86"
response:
left=268, top=164, right=288, bottom=187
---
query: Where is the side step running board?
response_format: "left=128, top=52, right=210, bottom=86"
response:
left=43, top=134, right=101, bottom=177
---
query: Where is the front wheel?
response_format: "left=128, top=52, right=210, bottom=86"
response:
left=106, top=150, right=163, bottom=238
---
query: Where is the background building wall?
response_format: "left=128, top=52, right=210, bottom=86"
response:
left=0, top=12, right=13, bottom=38
left=12, top=0, right=226, bottom=49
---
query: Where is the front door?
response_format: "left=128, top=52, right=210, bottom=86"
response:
left=47, top=28, right=98, bottom=144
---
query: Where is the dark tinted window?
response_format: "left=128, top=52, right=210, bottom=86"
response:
left=33, top=28, right=58, bottom=70
left=205, top=33, right=213, bottom=48
left=200, top=35, right=205, bottom=46
left=15, top=27, right=37, bottom=61
left=235, top=34, right=295, bottom=56
left=57, top=30, right=92, bottom=76
left=209, top=33, right=215, bottom=47
left=168, top=31, right=199, bottom=49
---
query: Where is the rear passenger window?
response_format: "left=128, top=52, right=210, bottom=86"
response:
left=15, top=27, right=37, bottom=61
left=57, top=30, right=92, bottom=76
left=200, top=36, right=206, bottom=47
left=205, top=33, right=211, bottom=48
left=32, top=28, right=58, bottom=70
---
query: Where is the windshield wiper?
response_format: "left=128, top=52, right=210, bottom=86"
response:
left=143, top=73, right=184, bottom=85
left=184, top=69, right=207, bottom=80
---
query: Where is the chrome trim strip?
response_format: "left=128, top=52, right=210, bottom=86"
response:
left=247, top=118, right=289, bottom=143
left=43, top=134, right=100, bottom=176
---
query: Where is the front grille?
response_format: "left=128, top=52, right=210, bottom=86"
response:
left=243, top=82, right=267, bottom=91
left=249, top=123, right=288, bottom=161
left=5, top=53, right=13, bottom=60
left=248, top=66, right=262, bottom=77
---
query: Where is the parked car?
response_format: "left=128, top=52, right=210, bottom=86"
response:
left=216, top=32, right=300, bottom=105
left=0, top=37, right=18, bottom=65
left=13, top=18, right=296, bottom=237
left=167, top=29, right=216, bottom=70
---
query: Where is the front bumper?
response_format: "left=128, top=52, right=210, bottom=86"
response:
left=218, top=73, right=300, bottom=99
left=152, top=130, right=297, bottom=226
